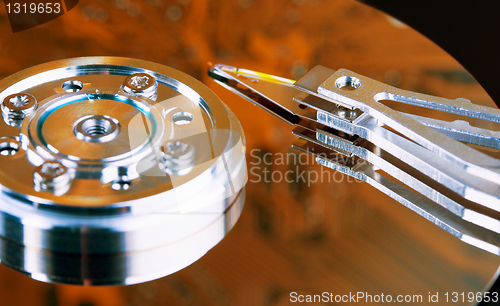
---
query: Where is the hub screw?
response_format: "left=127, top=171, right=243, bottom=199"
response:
left=33, top=161, right=71, bottom=194
left=111, top=167, right=132, bottom=191
left=160, top=140, right=195, bottom=175
left=121, top=73, right=158, bottom=98
left=1, top=93, right=37, bottom=127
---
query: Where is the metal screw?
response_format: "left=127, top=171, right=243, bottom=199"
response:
left=34, top=161, right=71, bottom=194
left=1, top=93, right=37, bottom=127
left=121, top=73, right=158, bottom=98
left=336, top=106, right=358, bottom=120
left=164, top=141, right=190, bottom=156
left=129, top=76, right=149, bottom=88
left=160, top=140, right=195, bottom=175
left=111, top=179, right=131, bottom=191
left=110, top=167, right=132, bottom=191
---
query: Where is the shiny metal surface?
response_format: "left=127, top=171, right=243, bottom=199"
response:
left=1, top=93, right=38, bottom=127
left=292, top=139, right=500, bottom=253
left=208, top=63, right=500, bottom=255
left=0, top=57, right=247, bottom=285
left=317, top=69, right=500, bottom=181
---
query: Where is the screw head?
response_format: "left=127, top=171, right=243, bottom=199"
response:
left=336, top=106, right=358, bottom=120
left=34, top=161, right=71, bottom=194
left=162, top=140, right=191, bottom=157
left=160, top=140, right=195, bottom=175
left=110, top=167, right=132, bottom=191
left=111, top=179, right=131, bottom=191
left=1, top=93, right=37, bottom=126
left=129, top=75, right=149, bottom=88
left=37, top=162, right=66, bottom=179
left=121, top=73, right=157, bottom=98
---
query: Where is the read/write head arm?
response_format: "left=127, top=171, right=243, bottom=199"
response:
left=208, top=63, right=500, bottom=255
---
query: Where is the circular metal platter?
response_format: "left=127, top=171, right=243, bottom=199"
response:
left=0, top=57, right=247, bottom=285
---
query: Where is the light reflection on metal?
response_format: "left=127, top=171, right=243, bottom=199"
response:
left=209, top=63, right=500, bottom=255
left=0, top=57, right=247, bottom=285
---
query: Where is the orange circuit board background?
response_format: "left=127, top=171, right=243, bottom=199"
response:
left=0, top=0, right=499, bottom=305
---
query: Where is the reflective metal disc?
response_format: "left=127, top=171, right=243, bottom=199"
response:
left=0, top=57, right=247, bottom=285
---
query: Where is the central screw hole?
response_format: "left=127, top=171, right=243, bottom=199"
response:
left=82, top=119, right=112, bottom=136
left=9, top=95, right=30, bottom=107
left=74, top=115, right=120, bottom=143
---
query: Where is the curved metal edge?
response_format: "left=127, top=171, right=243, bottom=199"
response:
left=0, top=189, right=245, bottom=286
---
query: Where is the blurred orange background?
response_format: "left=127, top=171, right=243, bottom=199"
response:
left=0, top=0, right=499, bottom=305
